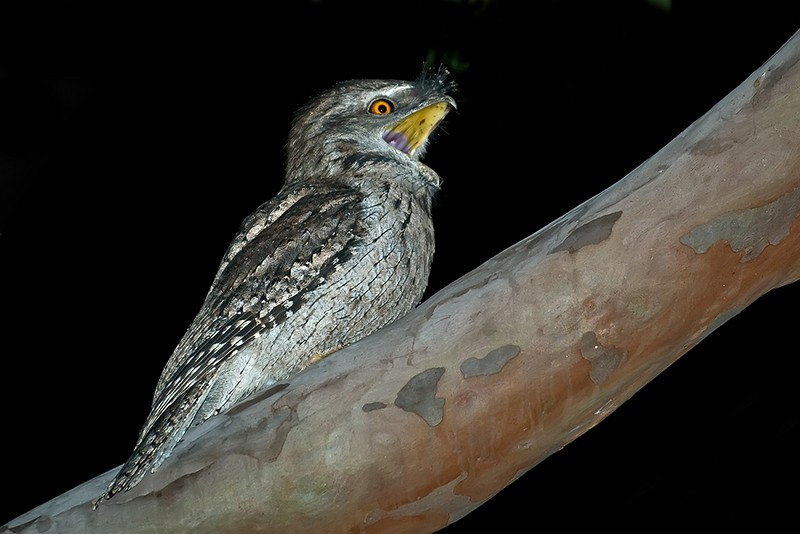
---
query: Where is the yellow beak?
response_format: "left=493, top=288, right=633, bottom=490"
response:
left=383, top=101, right=451, bottom=157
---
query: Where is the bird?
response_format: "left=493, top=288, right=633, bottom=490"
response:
left=95, top=70, right=456, bottom=506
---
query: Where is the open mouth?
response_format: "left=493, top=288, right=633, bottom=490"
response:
left=383, top=130, right=412, bottom=153
left=382, top=101, right=451, bottom=157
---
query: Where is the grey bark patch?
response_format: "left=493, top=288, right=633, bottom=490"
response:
left=580, top=331, right=626, bottom=385
left=394, top=367, right=446, bottom=426
left=247, top=405, right=298, bottom=463
left=226, top=383, right=290, bottom=416
left=550, top=211, right=623, bottom=254
left=460, top=344, right=521, bottom=378
left=690, top=137, right=736, bottom=157
left=6, top=516, right=44, bottom=532
left=680, top=187, right=800, bottom=262
left=362, top=401, right=387, bottom=412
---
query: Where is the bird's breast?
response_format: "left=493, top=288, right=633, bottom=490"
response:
left=296, top=188, right=435, bottom=347
left=217, top=185, right=436, bottom=403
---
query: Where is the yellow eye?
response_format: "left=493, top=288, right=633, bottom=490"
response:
left=369, top=99, right=394, bottom=115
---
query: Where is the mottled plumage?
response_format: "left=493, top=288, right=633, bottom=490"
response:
left=96, top=71, right=455, bottom=505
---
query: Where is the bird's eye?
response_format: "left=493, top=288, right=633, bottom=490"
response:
left=368, top=99, right=394, bottom=115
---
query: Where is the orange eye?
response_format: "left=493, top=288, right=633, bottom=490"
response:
left=369, top=99, right=394, bottom=115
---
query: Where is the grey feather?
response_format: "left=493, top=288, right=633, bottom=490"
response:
left=96, top=70, right=455, bottom=505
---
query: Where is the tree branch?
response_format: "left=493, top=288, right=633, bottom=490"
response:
left=6, top=29, right=800, bottom=534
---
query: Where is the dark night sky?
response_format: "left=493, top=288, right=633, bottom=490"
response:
left=2, top=1, right=799, bottom=530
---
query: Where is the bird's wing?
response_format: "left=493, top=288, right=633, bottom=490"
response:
left=100, top=186, right=365, bottom=502
left=151, top=185, right=365, bottom=405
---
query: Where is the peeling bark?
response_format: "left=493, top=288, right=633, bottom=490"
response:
left=5, top=29, right=800, bottom=534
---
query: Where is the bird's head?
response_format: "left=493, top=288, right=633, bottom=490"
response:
left=286, top=70, right=456, bottom=186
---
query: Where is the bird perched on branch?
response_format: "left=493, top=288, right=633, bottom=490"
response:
left=96, top=70, right=456, bottom=505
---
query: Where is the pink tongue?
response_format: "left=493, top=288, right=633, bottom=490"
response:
left=384, top=131, right=410, bottom=154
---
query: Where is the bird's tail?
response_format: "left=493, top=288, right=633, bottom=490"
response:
left=93, top=311, right=265, bottom=508
left=93, top=384, right=210, bottom=508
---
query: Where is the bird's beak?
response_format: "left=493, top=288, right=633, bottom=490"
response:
left=383, top=99, right=453, bottom=158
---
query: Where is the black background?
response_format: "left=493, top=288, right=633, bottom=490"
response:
left=2, top=0, right=799, bottom=530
